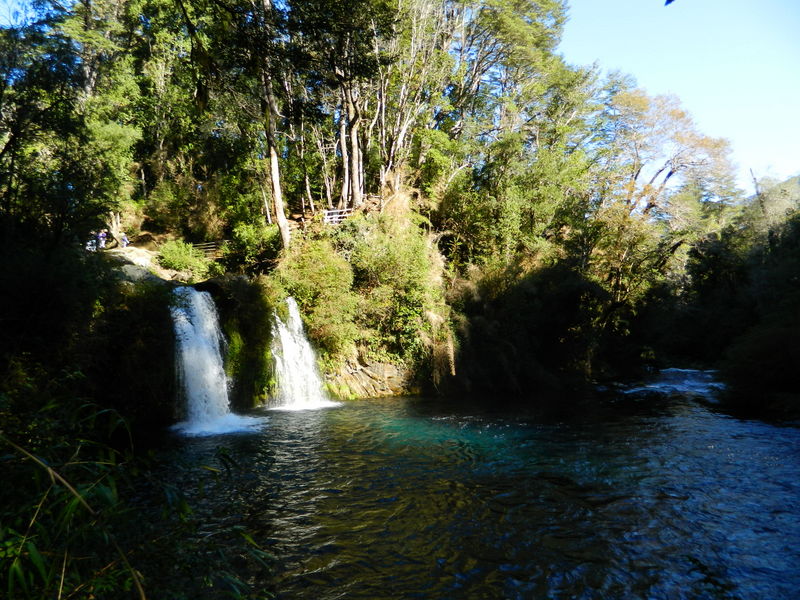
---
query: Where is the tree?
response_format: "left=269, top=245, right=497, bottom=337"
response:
left=374, top=0, right=456, bottom=191
left=0, top=7, right=137, bottom=249
left=599, top=85, right=737, bottom=216
left=288, top=0, right=396, bottom=208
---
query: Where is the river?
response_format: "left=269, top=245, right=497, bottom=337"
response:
left=155, top=370, right=800, bottom=599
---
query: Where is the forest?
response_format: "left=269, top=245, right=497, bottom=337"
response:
left=1, top=0, right=799, bottom=597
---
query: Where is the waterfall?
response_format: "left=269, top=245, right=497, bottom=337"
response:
left=170, top=286, right=266, bottom=436
left=271, top=297, right=339, bottom=410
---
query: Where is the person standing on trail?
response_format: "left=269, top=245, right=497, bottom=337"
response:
left=120, top=232, right=129, bottom=248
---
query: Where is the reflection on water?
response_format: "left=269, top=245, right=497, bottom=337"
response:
left=160, top=376, right=800, bottom=599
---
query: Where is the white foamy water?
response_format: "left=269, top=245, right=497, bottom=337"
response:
left=170, top=286, right=267, bottom=436
left=270, top=297, right=340, bottom=411
left=622, top=368, right=726, bottom=399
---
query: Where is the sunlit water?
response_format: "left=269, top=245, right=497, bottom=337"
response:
left=157, top=371, right=800, bottom=599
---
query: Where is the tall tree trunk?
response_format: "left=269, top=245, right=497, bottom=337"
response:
left=267, top=132, right=290, bottom=247
left=261, top=71, right=291, bottom=248
left=345, top=86, right=363, bottom=208
left=258, top=178, right=273, bottom=224
left=312, top=124, right=334, bottom=209
left=254, top=0, right=290, bottom=247
left=338, top=102, right=350, bottom=209
left=299, top=124, right=316, bottom=214
left=350, top=123, right=362, bottom=207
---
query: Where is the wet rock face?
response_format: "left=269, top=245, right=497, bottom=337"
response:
left=105, top=246, right=191, bottom=282
left=329, top=359, right=416, bottom=399
left=118, top=263, right=165, bottom=284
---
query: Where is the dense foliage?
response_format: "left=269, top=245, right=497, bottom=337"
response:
left=0, top=237, right=169, bottom=598
left=0, top=237, right=275, bottom=599
left=644, top=177, right=800, bottom=414
left=157, top=238, right=215, bottom=280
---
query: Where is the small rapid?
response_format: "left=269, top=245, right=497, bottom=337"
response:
left=621, top=367, right=726, bottom=399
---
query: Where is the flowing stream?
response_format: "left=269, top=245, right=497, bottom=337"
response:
left=157, top=370, right=800, bottom=599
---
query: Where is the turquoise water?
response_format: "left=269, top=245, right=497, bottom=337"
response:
left=159, top=375, right=800, bottom=599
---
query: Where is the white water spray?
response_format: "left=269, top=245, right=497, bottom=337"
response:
left=170, top=286, right=266, bottom=436
left=271, top=297, right=339, bottom=410
left=622, top=368, right=726, bottom=399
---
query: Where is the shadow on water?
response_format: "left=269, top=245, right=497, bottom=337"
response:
left=148, top=375, right=800, bottom=599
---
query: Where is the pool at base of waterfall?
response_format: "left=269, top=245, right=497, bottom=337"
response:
left=152, top=370, right=800, bottom=599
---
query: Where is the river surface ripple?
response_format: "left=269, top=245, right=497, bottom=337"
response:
left=161, top=373, right=800, bottom=599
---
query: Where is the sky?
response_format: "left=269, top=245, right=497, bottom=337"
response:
left=558, top=0, right=800, bottom=194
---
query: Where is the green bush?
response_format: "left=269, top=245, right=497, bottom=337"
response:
left=276, top=239, right=360, bottom=357
left=85, top=281, right=176, bottom=428
left=447, top=261, right=607, bottom=398
left=224, top=221, right=281, bottom=272
left=722, top=316, right=800, bottom=413
left=157, top=239, right=212, bottom=281
left=206, top=276, right=278, bottom=409
left=349, top=215, right=446, bottom=364
left=273, top=212, right=453, bottom=379
left=0, top=242, right=163, bottom=599
left=143, top=181, right=187, bottom=233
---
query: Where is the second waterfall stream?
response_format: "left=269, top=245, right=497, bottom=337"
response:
left=270, top=297, right=339, bottom=410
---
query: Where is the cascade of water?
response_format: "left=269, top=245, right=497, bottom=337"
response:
left=170, top=286, right=266, bottom=436
left=271, top=297, right=339, bottom=410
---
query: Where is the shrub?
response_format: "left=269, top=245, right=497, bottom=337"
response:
left=722, top=316, right=800, bottom=411
left=273, top=212, right=453, bottom=380
left=276, top=239, right=360, bottom=357
left=224, top=221, right=281, bottom=272
left=205, top=276, right=278, bottom=409
left=143, top=181, right=187, bottom=233
left=157, top=239, right=211, bottom=281
left=332, top=213, right=450, bottom=366
left=0, top=243, right=163, bottom=598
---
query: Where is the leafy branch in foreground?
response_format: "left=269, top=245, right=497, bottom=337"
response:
left=0, top=433, right=146, bottom=600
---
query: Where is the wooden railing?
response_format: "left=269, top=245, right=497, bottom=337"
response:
left=323, top=208, right=355, bottom=224
left=192, top=240, right=228, bottom=259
